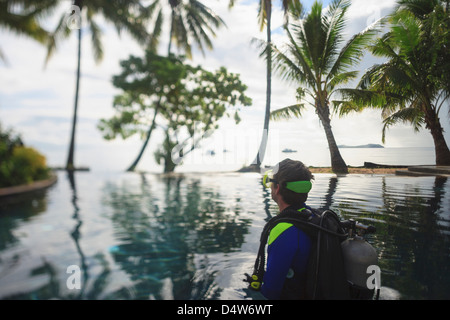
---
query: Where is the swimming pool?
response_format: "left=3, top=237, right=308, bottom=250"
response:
left=0, top=170, right=449, bottom=300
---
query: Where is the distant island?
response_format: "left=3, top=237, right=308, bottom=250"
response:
left=338, top=144, right=384, bottom=148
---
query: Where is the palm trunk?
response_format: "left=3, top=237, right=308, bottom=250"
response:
left=426, top=109, right=450, bottom=166
left=432, top=129, right=450, bottom=166
left=126, top=103, right=160, bottom=171
left=66, top=26, right=82, bottom=171
left=317, top=103, right=348, bottom=174
left=252, top=0, right=272, bottom=169
left=323, top=120, right=348, bottom=174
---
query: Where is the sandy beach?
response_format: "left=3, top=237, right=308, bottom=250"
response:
left=308, top=167, right=398, bottom=174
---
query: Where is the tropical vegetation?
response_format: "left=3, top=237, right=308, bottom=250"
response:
left=44, top=0, right=149, bottom=171
left=98, top=51, right=252, bottom=172
left=0, top=0, right=58, bottom=63
left=339, top=0, right=450, bottom=166
left=231, top=0, right=304, bottom=171
left=1, top=0, right=449, bottom=176
left=0, top=124, right=50, bottom=188
left=124, top=0, right=227, bottom=171
left=267, top=0, right=378, bottom=173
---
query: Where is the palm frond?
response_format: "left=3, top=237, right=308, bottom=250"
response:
left=331, top=99, right=365, bottom=117
left=297, top=1, right=324, bottom=73
left=360, top=58, right=422, bottom=104
left=327, top=20, right=379, bottom=82
left=271, top=41, right=313, bottom=89
left=0, top=1, right=51, bottom=43
left=251, top=35, right=306, bottom=86
left=390, top=10, right=421, bottom=55
left=172, top=9, right=190, bottom=57
left=185, top=2, right=221, bottom=55
left=328, top=70, right=359, bottom=91
left=44, top=13, right=72, bottom=67
left=164, top=0, right=226, bottom=58
left=257, top=0, right=269, bottom=31
left=190, top=0, right=226, bottom=30
left=0, top=46, right=8, bottom=65
left=337, top=88, right=388, bottom=109
left=321, top=0, right=351, bottom=72
left=270, top=103, right=306, bottom=121
left=86, top=9, right=103, bottom=63
left=381, top=107, right=425, bottom=142
left=395, top=0, right=439, bottom=19
left=147, top=8, right=163, bottom=52
left=283, top=27, right=317, bottom=87
left=368, top=33, right=396, bottom=58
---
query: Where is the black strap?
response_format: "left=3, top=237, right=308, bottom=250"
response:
left=252, top=208, right=348, bottom=286
left=252, top=207, right=315, bottom=278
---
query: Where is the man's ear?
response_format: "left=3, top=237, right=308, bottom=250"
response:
left=274, top=183, right=281, bottom=195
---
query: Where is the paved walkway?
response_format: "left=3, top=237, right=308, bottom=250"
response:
left=0, top=174, right=57, bottom=198
left=396, top=166, right=450, bottom=177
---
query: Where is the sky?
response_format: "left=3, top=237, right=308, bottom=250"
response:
left=0, top=0, right=444, bottom=173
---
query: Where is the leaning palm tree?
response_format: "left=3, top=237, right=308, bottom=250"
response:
left=46, top=0, right=149, bottom=171
left=268, top=0, right=378, bottom=174
left=0, top=0, right=58, bottom=63
left=253, top=0, right=304, bottom=169
left=339, top=0, right=450, bottom=166
left=125, top=0, right=226, bottom=171
left=231, top=0, right=303, bottom=171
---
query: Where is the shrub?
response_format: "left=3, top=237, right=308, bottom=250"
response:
left=0, top=125, right=50, bottom=188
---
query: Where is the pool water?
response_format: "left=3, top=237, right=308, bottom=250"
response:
left=0, top=170, right=449, bottom=300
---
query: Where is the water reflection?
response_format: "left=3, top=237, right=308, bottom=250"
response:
left=101, top=173, right=251, bottom=299
left=320, top=177, right=338, bottom=210
left=326, top=175, right=450, bottom=300
left=0, top=189, right=48, bottom=250
left=0, top=186, right=55, bottom=299
left=0, top=171, right=449, bottom=300
left=375, top=176, right=450, bottom=300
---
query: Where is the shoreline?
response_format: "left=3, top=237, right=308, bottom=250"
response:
left=238, top=163, right=400, bottom=175
left=308, top=167, right=398, bottom=174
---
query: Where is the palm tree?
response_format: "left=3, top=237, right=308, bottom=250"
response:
left=268, top=0, right=378, bottom=174
left=0, top=0, right=58, bottom=63
left=45, top=0, right=149, bottom=171
left=340, top=0, right=450, bottom=166
left=125, top=0, right=226, bottom=171
left=231, top=0, right=303, bottom=171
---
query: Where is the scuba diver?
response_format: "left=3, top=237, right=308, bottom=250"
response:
left=244, top=158, right=379, bottom=300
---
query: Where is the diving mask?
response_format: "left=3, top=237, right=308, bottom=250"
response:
left=262, top=169, right=276, bottom=188
left=263, top=169, right=312, bottom=193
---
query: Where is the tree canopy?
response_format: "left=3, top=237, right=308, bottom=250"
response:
left=338, top=0, right=450, bottom=165
left=98, top=51, right=252, bottom=172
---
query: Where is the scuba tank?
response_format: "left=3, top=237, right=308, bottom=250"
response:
left=340, top=219, right=379, bottom=300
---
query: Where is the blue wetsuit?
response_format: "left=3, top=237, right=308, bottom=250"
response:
left=261, top=205, right=312, bottom=300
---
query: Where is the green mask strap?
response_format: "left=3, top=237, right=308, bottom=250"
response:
left=285, top=181, right=312, bottom=193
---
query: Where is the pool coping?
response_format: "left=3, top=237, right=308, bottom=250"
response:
left=0, top=173, right=58, bottom=198
left=395, top=165, right=450, bottom=177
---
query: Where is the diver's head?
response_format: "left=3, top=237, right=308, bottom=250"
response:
left=264, top=159, right=314, bottom=207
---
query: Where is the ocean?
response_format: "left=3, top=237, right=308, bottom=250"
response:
left=173, top=146, right=436, bottom=173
